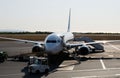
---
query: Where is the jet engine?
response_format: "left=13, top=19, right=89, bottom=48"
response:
left=76, top=45, right=91, bottom=55
left=32, top=44, right=44, bottom=53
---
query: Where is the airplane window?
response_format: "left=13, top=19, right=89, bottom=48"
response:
left=46, top=40, right=57, bottom=43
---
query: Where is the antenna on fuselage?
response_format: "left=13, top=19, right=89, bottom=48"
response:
left=67, top=8, right=71, bottom=32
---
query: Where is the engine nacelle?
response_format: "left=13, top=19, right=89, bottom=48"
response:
left=76, top=46, right=90, bottom=55
left=32, top=44, right=44, bottom=53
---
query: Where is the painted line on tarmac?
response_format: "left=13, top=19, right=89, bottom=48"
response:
left=56, top=67, right=120, bottom=73
left=57, top=68, right=104, bottom=73
left=57, top=64, right=75, bottom=71
left=72, top=76, right=97, bottom=78
left=100, top=59, right=106, bottom=70
left=108, top=55, right=114, bottom=57
left=107, top=43, right=120, bottom=51
left=108, top=67, right=120, bottom=70
left=0, top=73, right=24, bottom=77
left=116, top=74, right=120, bottom=76
left=72, top=74, right=120, bottom=78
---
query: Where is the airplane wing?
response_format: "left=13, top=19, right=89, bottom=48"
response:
left=95, top=40, right=120, bottom=43
left=66, top=41, right=104, bottom=48
left=0, top=37, right=44, bottom=44
left=66, top=40, right=120, bottom=48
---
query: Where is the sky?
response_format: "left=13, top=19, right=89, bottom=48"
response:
left=0, top=0, right=120, bottom=33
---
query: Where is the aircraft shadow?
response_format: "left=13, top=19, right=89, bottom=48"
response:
left=21, top=66, right=47, bottom=78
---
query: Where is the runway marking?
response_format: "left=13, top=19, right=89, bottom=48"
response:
left=56, top=68, right=104, bottom=73
left=72, top=76, right=97, bottom=78
left=0, top=73, right=24, bottom=77
left=108, top=55, right=114, bottom=57
left=116, top=74, right=120, bottom=76
left=107, top=43, right=120, bottom=51
left=57, top=64, right=74, bottom=71
left=56, top=60, right=76, bottom=71
left=108, top=67, right=120, bottom=70
left=72, top=74, right=120, bottom=78
left=53, top=67, right=120, bottom=74
left=100, top=59, right=106, bottom=70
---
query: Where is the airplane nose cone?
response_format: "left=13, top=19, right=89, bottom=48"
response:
left=45, top=45, right=57, bottom=54
left=45, top=43, right=63, bottom=55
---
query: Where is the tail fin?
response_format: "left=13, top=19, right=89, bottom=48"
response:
left=67, top=8, right=71, bottom=32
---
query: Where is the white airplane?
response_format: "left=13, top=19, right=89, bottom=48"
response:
left=0, top=9, right=110, bottom=57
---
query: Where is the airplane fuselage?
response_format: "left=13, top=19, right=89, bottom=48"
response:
left=44, top=32, right=74, bottom=54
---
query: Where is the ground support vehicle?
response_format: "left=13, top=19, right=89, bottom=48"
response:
left=28, top=57, right=49, bottom=74
left=0, top=51, right=8, bottom=62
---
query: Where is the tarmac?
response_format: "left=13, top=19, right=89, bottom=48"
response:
left=0, top=41, right=120, bottom=78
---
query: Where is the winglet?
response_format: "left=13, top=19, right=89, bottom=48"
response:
left=67, top=8, right=71, bottom=32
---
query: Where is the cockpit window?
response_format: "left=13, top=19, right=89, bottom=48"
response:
left=47, top=40, right=57, bottom=43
